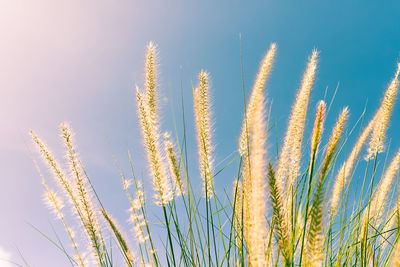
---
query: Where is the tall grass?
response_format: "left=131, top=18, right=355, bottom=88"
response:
left=29, top=43, right=400, bottom=266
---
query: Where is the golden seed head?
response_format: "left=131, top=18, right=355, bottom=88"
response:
left=239, top=43, right=276, bottom=155
left=164, top=132, right=185, bottom=196
left=327, top=107, right=349, bottom=157
left=310, top=100, right=326, bottom=156
left=194, top=70, right=214, bottom=199
left=369, top=148, right=400, bottom=220
left=330, top=118, right=374, bottom=215
left=367, top=63, right=400, bottom=160
left=137, top=83, right=172, bottom=206
left=243, top=83, right=268, bottom=266
left=145, top=42, right=158, bottom=123
left=277, top=50, right=318, bottom=232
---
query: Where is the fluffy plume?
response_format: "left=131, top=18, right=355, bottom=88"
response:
left=303, top=105, right=349, bottom=267
left=238, top=45, right=276, bottom=263
left=331, top=64, right=399, bottom=215
left=60, top=123, right=104, bottom=262
left=30, top=131, right=78, bottom=205
left=163, top=132, right=185, bottom=196
left=321, top=107, right=349, bottom=178
left=239, top=43, right=276, bottom=155
left=43, top=190, right=64, bottom=219
left=305, top=183, right=324, bottom=267
left=101, top=208, right=135, bottom=265
left=136, top=87, right=172, bottom=206
left=369, top=148, right=400, bottom=222
left=310, top=101, right=326, bottom=158
left=277, top=50, right=318, bottom=236
left=43, top=186, right=86, bottom=267
left=330, top=118, right=375, bottom=215
left=30, top=130, right=98, bottom=265
left=145, top=42, right=158, bottom=124
left=193, top=70, right=214, bottom=199
left=135, top=42, right=172, bottom=206
left=127, top=183, right=148, bottom=244
left=245, top=81, right=268, bottom=266
left=367, top=63, right=400, bottom=159
left=267, top=163, right=291, bottom=264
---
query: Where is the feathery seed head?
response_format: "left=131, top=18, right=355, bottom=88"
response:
left=30, top=130, right=77, bottom=205
left=194, top=70, right=214, bottom=199
left=163, top=132, right=185, bottom=196
left=136, top=83, right=173, bottom=206
left=43, top=190, right=64, bottom=218
left=310, top=100, right=326, bottom=156
left=320, top=107, right=349, bottom=180
left=239, top=43, right=276, bottom=155
left=330, top=118, right=375, bottom=215
left=245, top=82, right=268, bottom=266
left=369, top=148, right=400, bottom=220
left=145, top=42, right=158, bottom=122
left=101, top=208, right=134, bottom=265
left=128, top=184, right=148, bottom=244
left=367, top=63, right=400, bottom=160
left=327, top=107, right=349, bottom=156
left=277, top=50, right=318, bottom=233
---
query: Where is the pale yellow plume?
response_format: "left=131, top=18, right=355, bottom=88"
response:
left=321, top=107, right=349, bottom=178
left=164, top=132, right=185, bottom=196
left=310, top=100, right=326, bottom=157
left=145, top=42, right=158, bottom=123
left=193, top=70, right=214, bottom=199
left=367, top=63, right=400, bottom=160
left=247, top=84, right=268, bottom=266
left=59, top=123, right=103, bottom=262
left=370, top=148, right=400, bottom=221
left=233, top=181, right=243, bottom=251
left=239, top=43, right=276, bottom=155
left=277, top=50, right=318, bottom=234
left=136, top=87, right=172, bottom=206
left=330, top=118, right=374, bottom=215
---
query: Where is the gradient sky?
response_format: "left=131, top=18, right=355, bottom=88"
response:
left=1, top=1, right=400, bottom=266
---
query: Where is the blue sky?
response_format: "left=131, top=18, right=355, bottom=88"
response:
left=1, top=0, right=400, bottom=265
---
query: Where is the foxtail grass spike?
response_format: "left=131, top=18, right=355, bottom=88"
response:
left=267, top=163, right=291, bottom=264
left=101, top=208, right=135, bottom=266
left=30, top=131, right=78, bottom=205
left=310, top=100, right=326, bottom=158
left=246, top=81, right=268, bottom=266
left=329, top=65, right=400, bottom=215
left=193, top=70, right=214, bottom=199
left=369, top=148, right=400, bottom=221
left=239, top=43, right=276, bottom=155
left=136, top=87, right=172, bottom=206
left=163, top=132, right=185, bottom=196
left=145, top=42, right=158, bottom=124
left=367, top=63, right=400, bottom=160
left=330, top=118, right=375, bottom=215
left=59, top=123, right=104, bottom=263
left=127, top=182, right=148, bottom=244
left=277, top=50, right=318, bottom=237
left=232, top=181, right=243, bottom=252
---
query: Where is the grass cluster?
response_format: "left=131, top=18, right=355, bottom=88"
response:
left=28, top=42, right=400, bottom=266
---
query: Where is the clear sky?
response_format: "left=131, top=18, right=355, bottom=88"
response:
left=1, top=0, right=400, bottom=266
